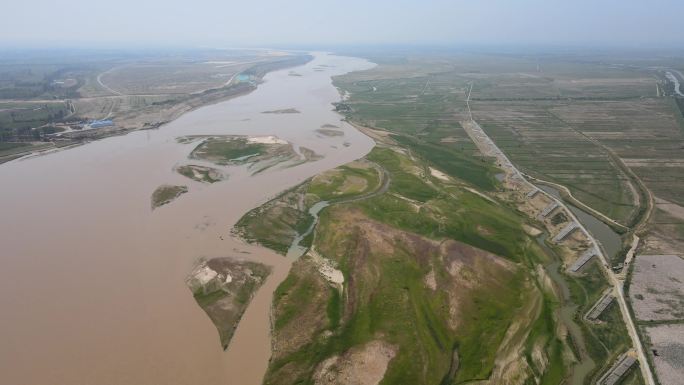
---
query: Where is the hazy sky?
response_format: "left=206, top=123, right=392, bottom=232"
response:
left=3, top=0, right=684, bottom=48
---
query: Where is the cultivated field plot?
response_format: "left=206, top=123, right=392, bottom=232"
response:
left=0, top=100, right=71, bottom=132
left=549, top=98, right=684, bottom=207
left=97, top=61, right=253, bottom=95
left=472, top=100, right=637, bottom=223
left=457, top=51, right=684, bottom=228
left=644, top=323, right=684, bottom=385
left=643, top=201, right=684, bottom=254
left=629, top=254, right=684, bottom=321
left=473, top=95, right=684, bottom=224
left=0, top=59, right=98, bottom=100
left=71, top=93, right=181, bottom=122
left=469, top=65, right=657, bottom=100
left=334, top=56, right=472, bottom=134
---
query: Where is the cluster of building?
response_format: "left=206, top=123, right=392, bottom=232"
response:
left=88, top=119, right=114, bottom=129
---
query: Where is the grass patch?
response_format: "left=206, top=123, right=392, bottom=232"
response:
left=151, top=184, right=188, bottom=209
left=354, top=177, right=528, bottom=261
left=191, top=137, right=265, bottom=164
left=176, top=164, right=223, bottom=183
left=326, top=288, right=341, bottom=329
left=0, top=142, right=30, bottom=151
left=194, top=288, right=228, bottom=308
left=308, top=162, right=380, bottom=202
left=367, top=147, right=439, bottom=202
left=234, top=183, right=312, bottom=255
left=266, top=148, right=546, bottom=383
left=393, top=134, right=497, bottom=191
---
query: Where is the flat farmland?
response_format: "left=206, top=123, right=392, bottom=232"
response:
left=469, top=68, right=657, bottom=100
left=629, top=254, right=684, bottom=322
left=96, top=61, right=253, bottom=96
left=644, top=200, right=684, bottom=254
left=0, top=100, right=71, bottom=131
left=70, top=93, right=182, bottom=123
left=550, top=98, right=684, bottom=207
left=643, top=323, right=684, bottom=385
left=335, top=59, right=472, bottom=135
left=473, top=94, right=684, bottom=226
left=472, top=100, right=637, bottom=224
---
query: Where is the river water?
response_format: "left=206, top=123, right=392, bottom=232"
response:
left=536, top=235, right=595, bottom=385
left=0, top=53, right=374, bottom=385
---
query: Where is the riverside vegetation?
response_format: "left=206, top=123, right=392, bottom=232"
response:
left=229, top=52, right=651, bottom=385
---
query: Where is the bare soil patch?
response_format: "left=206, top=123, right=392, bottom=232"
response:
left=629, top=254, right=684, bottom=321
left=313, top=340, right=397, bottom=385
left=644, top=323, right=684, bottom=385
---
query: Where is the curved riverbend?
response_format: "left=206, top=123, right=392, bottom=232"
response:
left=0, top=53, right=375, bottom=385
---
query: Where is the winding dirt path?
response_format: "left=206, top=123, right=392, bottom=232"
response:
left=96, top=68, right=125, bottom=96
left=335, top=161, right=390, bottom=204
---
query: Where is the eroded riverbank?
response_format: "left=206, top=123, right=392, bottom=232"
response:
left=0, top=53, right=375, bottom=385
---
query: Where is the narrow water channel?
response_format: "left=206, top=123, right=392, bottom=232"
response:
left=537, top=184, right=622, bottom=260
left=536, top=235, right=595, bottom=385
left=286, top=200, right=330, bottom=258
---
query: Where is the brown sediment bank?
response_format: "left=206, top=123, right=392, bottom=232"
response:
left=0, top=52, right=375, bottom=385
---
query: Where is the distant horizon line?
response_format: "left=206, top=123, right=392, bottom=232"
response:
left=0, top=40, right=683, bottom=54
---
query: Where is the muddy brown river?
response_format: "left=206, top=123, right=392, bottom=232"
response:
left=0, top=53, right=374, bottom=385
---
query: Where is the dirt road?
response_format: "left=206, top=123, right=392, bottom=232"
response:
left=97, top=68, right=124, bottom=96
